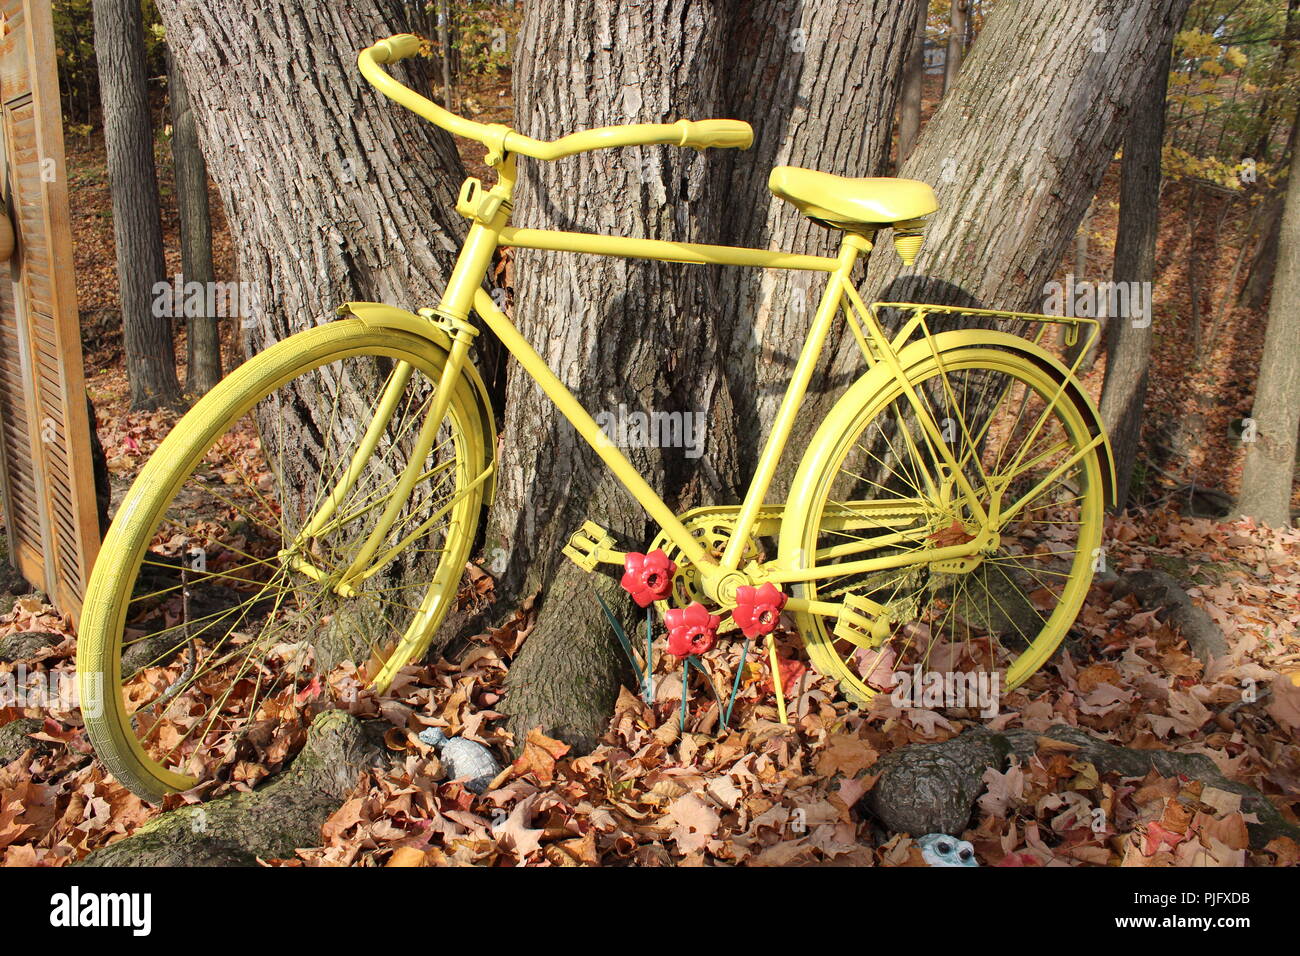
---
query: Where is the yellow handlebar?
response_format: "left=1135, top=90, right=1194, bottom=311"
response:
left=358, top=34, right=754, bottom=161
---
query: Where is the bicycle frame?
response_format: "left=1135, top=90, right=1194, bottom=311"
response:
left=305, top=153, right=1010, bottom=606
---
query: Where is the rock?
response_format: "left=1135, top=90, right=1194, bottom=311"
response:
left=862, top=729, right=1010, bottom=835
left=0, top=717, right=44, bottom=764
left=858, top=724, right=1300, bottom=850
left=418, top=727, right=502, bottom=794
left=1113, top=568, right=1229, bottom=664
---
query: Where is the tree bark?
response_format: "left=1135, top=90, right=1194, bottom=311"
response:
left=93, top=0, right=182, bottom=410
left=1099, top=35, right=1176, bottom=511
left=489, top=0, right=921, bottom=754
left=153, top=0, right=475, bottom=671
left=1237, top=140, right=1300, bottom=527
left=944, top=0, right=967, bottom=95
left=897, top=1, right=928, bottom=163
left=844, top=0, right=1193, bottom=357
left=166, top=48, right=222, bottom=395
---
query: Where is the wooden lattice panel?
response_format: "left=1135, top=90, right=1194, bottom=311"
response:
left=0, top=0, right=99, bottom=620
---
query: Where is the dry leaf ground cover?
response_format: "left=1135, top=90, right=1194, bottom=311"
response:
left=2, top=510, right=1296, bottom=866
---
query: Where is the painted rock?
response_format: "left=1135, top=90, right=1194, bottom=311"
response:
left=417, top=727, right=502, bottom=794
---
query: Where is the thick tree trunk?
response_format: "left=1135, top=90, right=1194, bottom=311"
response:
left=897, top=1, right=928, bottom=163
left=154, top=0, right=473, bottom=669
left=93, top=0, right=182, bottom=409
left=845, top=0, right=1194, bottom=364
left=1237, top=142, right=1300, bottom=527
left=1099, top=36, right=1176, bottom=511
left=154, top=1, right=467, bottom=346
left=166, top=49, right=222, bottom=395
left=489, top=0, right=920, bottom=753
left=943, top=0, right=966, bottom=95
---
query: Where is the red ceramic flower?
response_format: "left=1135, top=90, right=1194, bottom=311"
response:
left=620, top=549, right=677, bottom=607
left=732, top=582, right=787, bottom=638
left=664, top=602, right=721, bottom=657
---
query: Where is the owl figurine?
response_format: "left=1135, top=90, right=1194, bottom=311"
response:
left=918, top=833, right=979, bottom=867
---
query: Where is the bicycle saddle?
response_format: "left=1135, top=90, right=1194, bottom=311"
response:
left=768, top=166, right=937, bottom=232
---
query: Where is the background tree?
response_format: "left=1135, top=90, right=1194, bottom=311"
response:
left=166, top=47, right=221, bottom=395
left=898, top=1, right=929, bottom=162
left=1100, top=35, right=1179, bottom=511
left=93, top=0, right=181, bottom=409
left=1237, top=139, right=1300, bottom=526
left=944, top=0, right=967, bottom=94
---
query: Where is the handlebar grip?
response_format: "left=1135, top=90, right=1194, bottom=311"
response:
left=369, top=33, right=423, bottom=65
left=677, top=119, right=755, bottom=150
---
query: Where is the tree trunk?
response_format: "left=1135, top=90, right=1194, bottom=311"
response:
left=490, top=0, right=922, bottom=753
left=944, top=0, right=966, bottom=95
left=166, top=48, right=222, bottom=395
left=1237, top=141, right=1300, bottom=527
left=1240, top=110, right=1300, bottom=311
left=848, top=0, right=1193, bottom=344
left=154, top=0, right=473, bottom=669
left=93, top=0, right=182, bottom=410
left=897, top=0, right=928, bottom=163
left=1099, top=34, right=1175, bottom=511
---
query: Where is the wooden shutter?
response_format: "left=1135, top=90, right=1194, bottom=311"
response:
left=0, top=0, right=100, bottom=621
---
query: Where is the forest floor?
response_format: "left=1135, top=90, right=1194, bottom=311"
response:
left=0, top=75, right=1296, bottom=866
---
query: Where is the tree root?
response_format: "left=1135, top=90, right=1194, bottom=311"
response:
left=1113, top=568, right=1229, bottom=664
left=77, top=710, right=384, bottom=867
left=861, top=724, right=1300, bottom=849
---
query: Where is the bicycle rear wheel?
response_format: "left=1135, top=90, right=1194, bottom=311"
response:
left=783, top=342, right=1106, bottom=705
left=77, top=320, right=491, bottom=801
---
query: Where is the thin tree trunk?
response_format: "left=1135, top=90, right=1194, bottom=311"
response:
left=944, top=0, right=966, bottom=94
left=898, top=1, right=928, bottom=163
left=93, top=0, right=182, bottom=409
left=167, top=48, right=221, bottom=395
left=1099, top=34, right=1176, bottom=511
left=438, top=0, right=453, bottom=108
left=1237, top=141, right=1300, bottom=527
left=1240, top=110, right=1300, bottom=311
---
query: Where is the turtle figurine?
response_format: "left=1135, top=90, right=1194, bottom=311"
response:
left=417, top=727, right=503, bottom=795
left=917, top=833, right=979, bottom=867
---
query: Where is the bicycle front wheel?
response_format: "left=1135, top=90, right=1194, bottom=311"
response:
left=78, top=320, right=491, bottom=801
left=782, top=341, right=1106, bottom=705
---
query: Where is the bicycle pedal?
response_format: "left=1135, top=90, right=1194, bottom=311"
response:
left=834, top=593, right=889, bottom=649
left=562, top=520, right=617, bottom=573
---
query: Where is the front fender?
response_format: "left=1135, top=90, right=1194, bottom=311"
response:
left=337, top=301, right=498, bottom=506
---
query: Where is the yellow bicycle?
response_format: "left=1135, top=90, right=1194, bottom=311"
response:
left=78, top=35, right=1114, bottom=801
